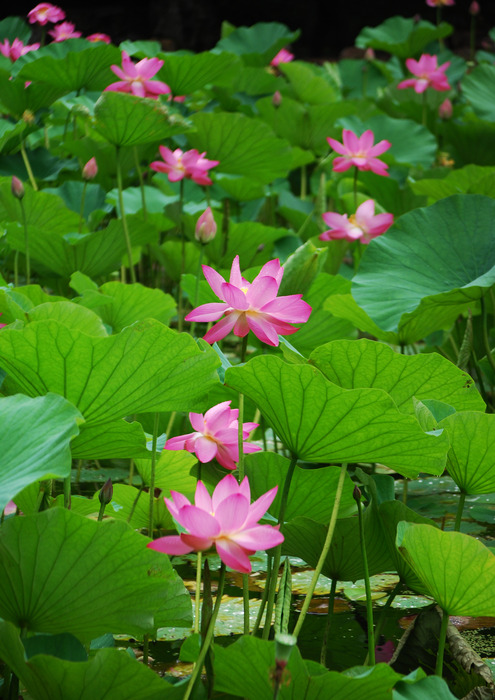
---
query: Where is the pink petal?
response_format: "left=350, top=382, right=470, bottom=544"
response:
left=221, top=282, right=249, bottom=310
left=204, top=401, right=233, bottom=433
left=147, top=535, right=193, bottom=555
left=355, top=199, right=375, bottom=222
left=189, top=412, right=205, bottom=432
left=257, top=258, right=282, bottom=284
left=194, top=480, right=212, bottom=512
left=245, top=486, right=279, bottom=526
left=215, top=539, right=252, bottom=573
left=165, top=434, right=192, bottom=451
left=194, top=435, right=218, bottom=463
left=202, top=264, right=228, bottom=300
left=181, top=533, right=214, bottom=550
left=245, top=315, right=280, bottom=346
left=358, top=130, right=375, bottom=151
left=229, top=256, right=243, bottom=288
left=215, top=493, right=250, bottom=531
left=178, top=505, right=221, bottom=537
left=212, top=474, right=241, bottom=510
left=246, top=275, right=279, bottom=309
left=260, top=295, right=311, bottom=323
left=342, top=129, right=360, bottom=152
left=368, top=139, right=391, bottom=157
left=203, top=313, right=239, bottom=344
left=367, top=158, right=389, bottom=176
left=322, top=211, right=349, bottom=229
left=233, top=313, right=250, bottom=337
left=231, top=524, right=284, bottom=550
left=332, top=157, right=353, bottom=173
left=185, top=302, right=228, bottom=322
left=215, top=443, right=239, bottom=470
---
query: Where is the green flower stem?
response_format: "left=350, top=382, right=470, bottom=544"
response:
left=320, top=577, right=338, bottom=666
left=184, top=563, right=226, bottom=700
left=177, top=179, right=185, bottom=332
left=454, top=491, right=466, bottom=532
left=481, top=296, right=495, bottom=376
left=422, top=92, right=427, bottom=128
left=353, top=167, right=358, bottom=209
left=133, top=146, right=147, bottom=219
left=142, top=634, right=149, bottom=665
left=14, top=251, right=19, bottom=287
left=79, top=181, right=87, bottom=234
left=63, top=474, right=71, bottom=510
left=252, top=555, right=272, bottom=636
left=148, top=412, right=160, bottom=537
left=293, top=462, right=347, bottom=638
left=189, top=245, right=205, bottom=338
left=127, top=483, right=144, bottom=524
left=194, top=551, right=202, bottom=635
left=435, top=608, right=449, bottom=677
left=97, top=500, right=107, bottom=522
left=300, top=164, right=307, bottom=200
left=18, top=197, right=30, bottom=284
left=364, top=579, right=402, bottom=665
left=262, top=454, right=298, bottom=640
left=20, top=140, right=38, bottom=191
left=356, top=493, right=375, bottom=665
left=115, top=147, right=136, bottom=284
left=236, top=333, right=250, bottom=633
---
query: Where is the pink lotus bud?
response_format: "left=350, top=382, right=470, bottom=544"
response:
left=82, top=157, right=98, bottom=181
left=195, top=207, right=217, bottom=243
left=438, top=98, right=453, bottom=119
left=272, top=90, right=282, bottom=108
left=470, top=0, right=480, bottom=13
left=364, top=48, right=375, bottom=61
left=11, top=176, right=25, bottom=200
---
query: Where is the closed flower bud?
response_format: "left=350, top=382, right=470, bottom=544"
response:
left=82, top=157, right=98, bottom=181
left=11, top=176, right=25, bottom=200
left=195, top=206, right=217, bottom=243
left=364, top=48, right=375, bottom=61
left=272, top=90, right=282, bottom=108
left=469, top=1, right=480, bottom=14
left=99, top=478, right=113, bottom=506
left=438, top=98, right=453, bottom=120
left=275, top=633, right=297, bottom=666
left=353, top=485, right=362, bottom=503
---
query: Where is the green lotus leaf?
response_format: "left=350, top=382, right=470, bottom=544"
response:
left=205, top=221, right=291, bottom=270
left=157, top=50, right=240, bottom=95
left=0, top=319, right=220, bottom=424
left=280, top=61, right=339, bottom=105
left=0, top=393, right=81, bottom=512
left=0, top=17, right=32, bottom=44
left=26, top=301, right=108, bottom=337
left=310, top=339, right=484, bottom=414
left=215, top=22, right=300, bottom=67
left=135, top=449, right=197, bottom=493
left=188, top=111, right=293, bottom=184
left=441, top=115, right=495, bottom=167
left=70, top=420, right=149, bottom=459
left=0, top=508, right=191, bottom=640
left=410, top=165, right=495, bottom=203
left=461, top=64, right=495, bottom=122
left=0, top=68, right=67, bottom=117
left=355, top=16, right=452, bottom=59
left=226, top=355, right=448, bottom=477
left=438, top=411, right=495, bottom=494
left=45, top=181, right=109, bottom=220
left=396, top=522, right=495, bottom=615
left=352, top=195, right=495, bottom=335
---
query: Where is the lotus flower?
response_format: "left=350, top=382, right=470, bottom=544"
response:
left=0, top=38, right=40, bottom=62
left=105, top=51, right=171, bottom=99
left=398, top=54, right=450, bottom=94
left=150, top=146, right=219, bottom=185
left=327, top=129, right=391, bottom=176
left=147, top=474, right=284, bottom=573
left=195, top=207, right=217, bottom=243
left=271, top=48, right=294, bottom=66
left=165, top=400, right=260, bottom=470
left=48, top=22, right=82, bottom=42
left=185, top=256, right=312, bottom=347
left=82, top=157, right=98, bottom=181
left=426, top=0, right=454, bottom=6
left=320, top=200, right=394, bottom=244
left=28, top=3, right=65, bottom=25
left=86, top=33, right=111, bottom=44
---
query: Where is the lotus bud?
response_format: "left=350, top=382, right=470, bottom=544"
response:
left=82, top=157, right=98, bottom=181
left=364, top=48, right=375, bottom=61
left=353, top=485, right=362, bottom=503
left=11, top=176, right=25, bottom=200
left=469, top=1, right=480, bottom=14
left=438, top=98, right=453, bottom=120
left=195, top=207, right=217, bottom=243
left=274, top=632, right=297, bottom=667
left=272, top=90, right=282, bottom=108
left=278, top=240, right=327, bottom=296
left=99, top=478, right=113, bottom=506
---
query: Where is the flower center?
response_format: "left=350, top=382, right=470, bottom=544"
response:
left=240, top=286, right=249, bottom=294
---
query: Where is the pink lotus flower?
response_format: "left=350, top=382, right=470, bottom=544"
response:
left=105, top=51, right=170, bottom=99
left=86, top=33, right=111, bottom=44
left=165, top=400, right=260, bottom=470
left=28, top=3, right=65, bottom=25
left=327, top=129, right=392, bottom=177
left=271, top=48, right=294, bottom=66
left=0, top=38, right=40, bottom=62
left=82, top=157, right=98, bottom=181
left=48, top=22, right=82, bottom=42
left=195, top=206, right=217, bottom=243
left=150, top=146, right=219, bottom=185
left=147, top=474, right=284, bottom=573
left=438, top=98, right=453, bottom=119
left=320, top=200, right=394, bottom=244
left=426, top=0, right=454, bottom=6
left=185, top=256, right=312, bottom=347
left=398, top=54, right=451, bottom=94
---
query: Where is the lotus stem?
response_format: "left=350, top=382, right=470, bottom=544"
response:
left=300, top=164, right=307, bottom=200
left=364, top=579, right=402, bottom=665
left=194, top=551, right=202, bottom=634
left=422, top=92, right=427, bottom=128
left=435, top=608, right=449, bottom=676
left=115, top=146, right=136, bottom=284
left=353, top=166, right=358, bottom=209
left=355, top=488, right=375, bottom=665
left=133, top=146, right=147, bottom=219
left=480, top=296, right=495, bottom=376
left=178, top=179, right=185, bottom=331
left=63, top=474, right=71, bottom=510
left=79, top=181, right=87, bottom=234
left=320, top=577, right=338, bottom=666
left=454, top=491, right=466, bottom=532
left=20, top=140, right=38, bottom=191
left=293, top=462, right=347, bottom=638
left=183, top=562, right=226, bottom=700
left=262, top=454, right=298, bottom=640
left=148, top=412, right=160, bottom=537
left=252, top=555, right=272, bottom=635
left=189, top=245, right=205, bottom=337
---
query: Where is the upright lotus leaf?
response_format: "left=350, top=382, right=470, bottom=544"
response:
left=244, top=452, right=356, bottom=524
left=206, top=221, right=291, bottom=270
left=0, top=393, right=82, bottom=512
left=280, top=62, right=339, bottom=105
left=0, top=17, right=32, bottom=43
left=0, top=69, right=67, bottom=117
left=46, top=181, right=109, bottom=220
left=438, top=412, right=495, bottom=494
left=135, top=450, right=197, bottom=493
left=396, top=522, right=495, bottom=615
left=0, top=624, right=186, bottom=700
left=15, top=41, right=121, bottom=93
left=461, top=64, right=495, bottom=122
left=310, top=339, right=484, bottom=415
left=27, top=301, right=108, bottom=337
left=70, top=420, right=149, bottom=459
left=441, top=116, right=495, bottom=167
left=0, top=319, right=220, bottom=424
left=214, top=635, right=401, bottom=699
left=324, top=290, right=399, bottom=345
left=352, top=195, right=495, bottom=334
left=188, top=112, right=293, bottom=184
left=410, top=165, right=495, bottom=203
left=93, top=92, right=189, bottom=147
left=0, top=508, right=191, bottom=640
left=226, top=356, right=448, bottom=477
left=157, top=51, right=240, bottom=94
left=215, top=22, right=300, bottom=66
left=355, top=16, right=452, bottom=59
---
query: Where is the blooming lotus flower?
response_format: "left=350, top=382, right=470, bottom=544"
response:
left=28, top=3, right=65, bottom=25
left=185, top=256, right=312, bottom=347
left=398, top=54, right=450, bottom=94
left=271, top=48, right=294, bottom=66
left=320, top=200, right=394, bottom=244
left=148, top=474, right=284, bottom=573
left=150, top=146, right=219, bottom=185
left=426, top=0, right=454, bottom=6
left=327, top=129, right=392, bottom=177
left=195, top=207, right=217, bottom=243
left=165, top=401, right=260, bottom=470
left=86, top=33, right=111, bottom=44
left=105, top=51, right=171, bottom=99
left=48, top=22, right=82, bottom=42
left=0, top=38, right=40, bottom=62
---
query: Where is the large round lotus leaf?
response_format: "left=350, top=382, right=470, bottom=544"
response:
left=396, top=522, right=495, bottom=616
left=439, top=411, right=495, bottom=495
left=352, top=195, right=495, bottom=334
left=461, top=64, right=495, bottom=122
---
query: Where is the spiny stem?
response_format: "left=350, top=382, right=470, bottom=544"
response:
left=20, top=140, right=38, bottom=191
left=79, top=181, right=87, bottom=234
left=435, top=609, right=449, bottom=677
left=252, top=555, right=272, bottom=636
left=293, top=463, right=347, bottom=638
left=63, top=474, right=71, bottom=510
left=115, top=146, right=136, bottom=284
left=133, top=146, right=147, bottom=219
left=148, top=412, right=160, bottom=537
left=356, top=491, right=375, bottom=665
